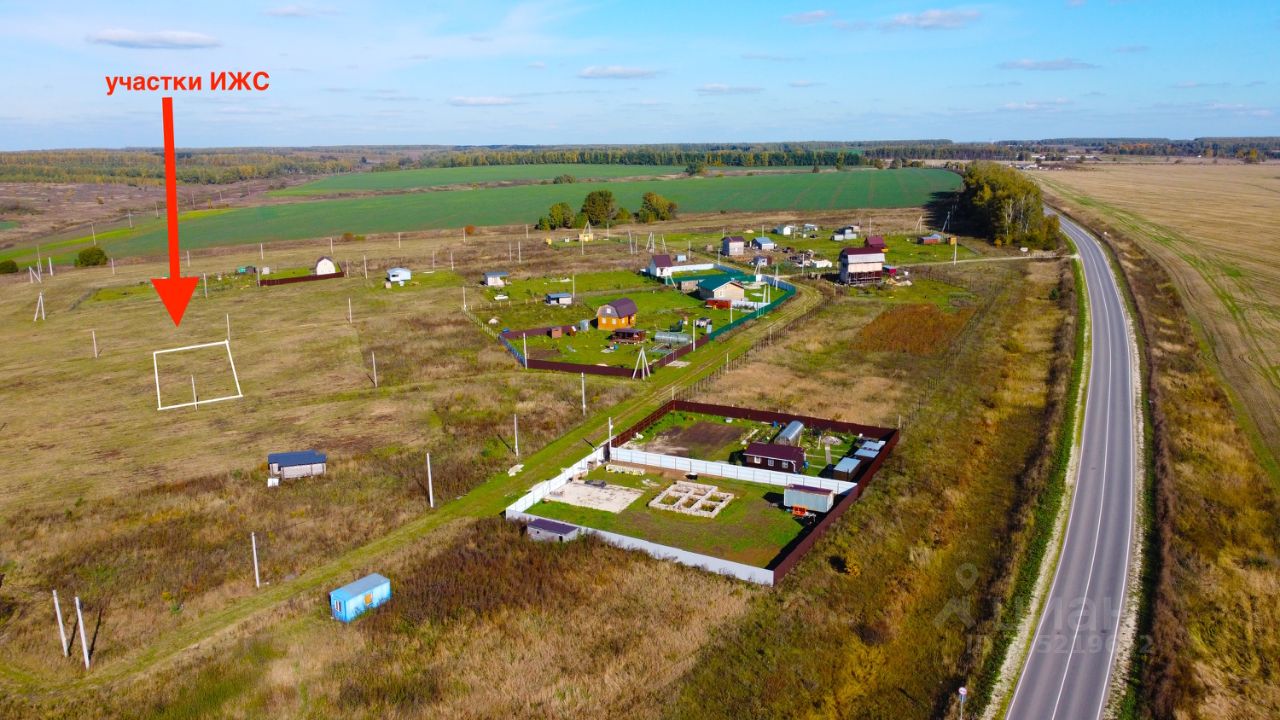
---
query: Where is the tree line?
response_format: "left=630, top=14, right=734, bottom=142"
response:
left=534, top=189, right=676, bottom=229
left=0, top=149, right=358, bottom=185
left=960, top=161, right=1061, bottom=249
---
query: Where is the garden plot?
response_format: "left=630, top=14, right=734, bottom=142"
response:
left=649, top=481, right=734, bottom=518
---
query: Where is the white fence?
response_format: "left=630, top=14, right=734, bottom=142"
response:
left=507, top=511, right=774, bottom=586
left=504, top=445, right=605, bottom=516
left=610, top=447, right=854, bottom=494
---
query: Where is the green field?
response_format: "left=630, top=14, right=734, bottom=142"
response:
left=529, top=468, right=806, bottom=566
left=483, top=269, right=651, bottom=302
left=18, top=169, right=960, bottom=265
left=274, top=164, right=682, bottom=196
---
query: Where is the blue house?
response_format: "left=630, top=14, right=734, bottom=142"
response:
left=329, top=573, right=391, bottom=623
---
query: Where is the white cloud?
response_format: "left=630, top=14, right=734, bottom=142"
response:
left=86, top=29, right=220, bottom=49
left=1113, top=44, right=1149, bottom=53
left=449, top=96, right=517, bottom=106
left=999, top=58, right=1097, bottom=71
left=742, top=52, right=798, bottom=62
left=696, top=83, right=763, bottom=96
left=785, top=10, right=833, bottom=25
left=578, top=65, right=659, bottom=79
left=527, top=61, right=547, bottom=69
left=789, top=80, right=821, bottom=88
left=883, top=9, right=981, bottom=30
left=1173, top=80, right=1230, bottom=89
left=832, top=19, right=870, bottom=31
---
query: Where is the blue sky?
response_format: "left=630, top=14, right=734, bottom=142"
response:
left=1, top=0, right=1276, bottom=150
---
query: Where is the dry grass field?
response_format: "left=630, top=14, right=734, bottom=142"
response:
left=1036, top=173, right=1280, bottom=719
left=0, top=199, right=1069, bottom=718
left=1038, top=164, right=1280, bottom=478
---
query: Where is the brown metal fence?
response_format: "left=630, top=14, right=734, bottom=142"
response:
left=258, top=270, right=346, bottom=287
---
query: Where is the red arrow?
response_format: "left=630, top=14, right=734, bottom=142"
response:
left=151, top=96, right=198, bottom=326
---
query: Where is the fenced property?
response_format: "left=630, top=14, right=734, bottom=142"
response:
left=504, top=400, right=897, bottom=585
left=151, top=339, right=244, bottom=411
left=493, top=268, right=795, bottom=379
left=258, top=268, right=347, bottom=287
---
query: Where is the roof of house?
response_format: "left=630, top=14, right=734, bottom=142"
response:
left=834, top=456, right=861, bottom=474
left=330, top=573, right=390, bottom=602
left=841, top=246, right=884, bottom=257
left=786, top=483, right=834, bottom=496
left=387, top=266, right=410, bottom=274
left=483, top=270, right=509, bottom=278
left=698, top=277, right=743, bottom=291
left=754, top=237, right=775, bottom=244
left=546, top=292, right=572, bottom=299
left=316, top=255, right=336, bottom=264
left=722, top=235, right=745, bottom=244
left=745, top=442, right=805, bottom=465
left=528, top=518, right=577, bottom=536
left=612, top=327, right=645, bottom=336
left=268, top=450, right=326, bottom=467
left=600, top=297, right=638, bottom=316
left=920, top=233, right=944, bottom=240
left=651, top=254, right=673, bottom=268
left=865, top=235, right=887, bottom=246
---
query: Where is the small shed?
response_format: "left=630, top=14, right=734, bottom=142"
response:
left=721, top=236, right=746, bottom=257
left=831, top=226, right=858, bottom=241
left=647, top=254, right=674, bottom=278
left=751, top=255, right=770, bottom=267
left=610, top=327, right=647, bottom=344
left=854, top=439, right=885, bottom=461
left=267, top=450, right=327, bottom=482
left=546, top=292, right=573, bottom=305
left=744, top=442, right=805, bottom=473
left=597, top=297, right=638, bottom=329
left=864, top=235, right=887, bottom=251
left=773, top=224, right=795, bottom=237
left=784, top=484, right=835, bottom=513
left=528, top=517, right=580, bottom=542
left=314, top=256, right=338, bottom=275
left=329, top=573, right=391, bottom=623
left=919, top=233, right=944, bottom=245
left=752, top=237, right=776, bottom=251
left=832, top=456, right=861, bottom=482
left=483, top=271, right=509, bottom=287
left=803, top=223, right=820, bottom=232
left=776, top=420, right=805, bottom=446
left=386, top=267, right=411, bottom=285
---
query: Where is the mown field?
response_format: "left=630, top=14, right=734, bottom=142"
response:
left=272, top=164, right=682, bottom=196
left=9, top=168, right=961, bottom=266
left=1041, top=189, right=1280, bottom=718
left=1038, top=164, right=1280, bottom=478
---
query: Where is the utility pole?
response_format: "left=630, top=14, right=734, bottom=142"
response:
left=91, top=330, right=98, bottom=358
left=580, top=372, right=586, bottom=415
left=259, top=243, right=264, bottom=260
left=226, top=313, right=231, bottom=341
left=397, top=231, right=402, bottom=249
left=348, top=298, right=353, bottom=324
left=329, top=236, right=334, bottom=254
left=53, top=591, right=68, bottom=657
left=363, top=255, right=368, bottom=279
left=513, top=413, right=520, bottom=457
left=251, top=532, right=261, bottom=588
left=74, top=596, right=89, bottom=669
left=91, top=222, right=96, bottom=245
left=522, top=334, right=528, bottom=369
left=371, top=352, right=378, bottom=388
left=110, top=257, right=115, bottom=275
left=426, top=452, right=435, bottom=508
left=202, top=273, right=208, bottom=299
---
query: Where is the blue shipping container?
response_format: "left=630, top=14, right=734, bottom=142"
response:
left=329, top=573, right=391, bottom=623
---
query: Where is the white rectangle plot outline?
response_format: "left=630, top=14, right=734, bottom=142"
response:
left=153, top=339, right=244, bottom=411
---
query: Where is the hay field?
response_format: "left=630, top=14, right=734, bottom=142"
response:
left=1039, top=164, right=1280, bottom=475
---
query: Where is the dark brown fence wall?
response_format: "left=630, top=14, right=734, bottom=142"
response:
left=258, top=270, right=346, bottom=287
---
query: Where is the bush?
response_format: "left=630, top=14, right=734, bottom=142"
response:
left=75, top=246, right=108, bottom=267
left=0, top=259, right=17, bottom=274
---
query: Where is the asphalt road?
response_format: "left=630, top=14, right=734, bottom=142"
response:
left=1006, top=212, right=1138, bottom=719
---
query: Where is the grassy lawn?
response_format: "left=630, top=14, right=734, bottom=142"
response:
left=529, top=469, right=807, bottom=567
left=845, top=275, right=976, bottom=309
left=482, top=269, right=652, bottom=302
